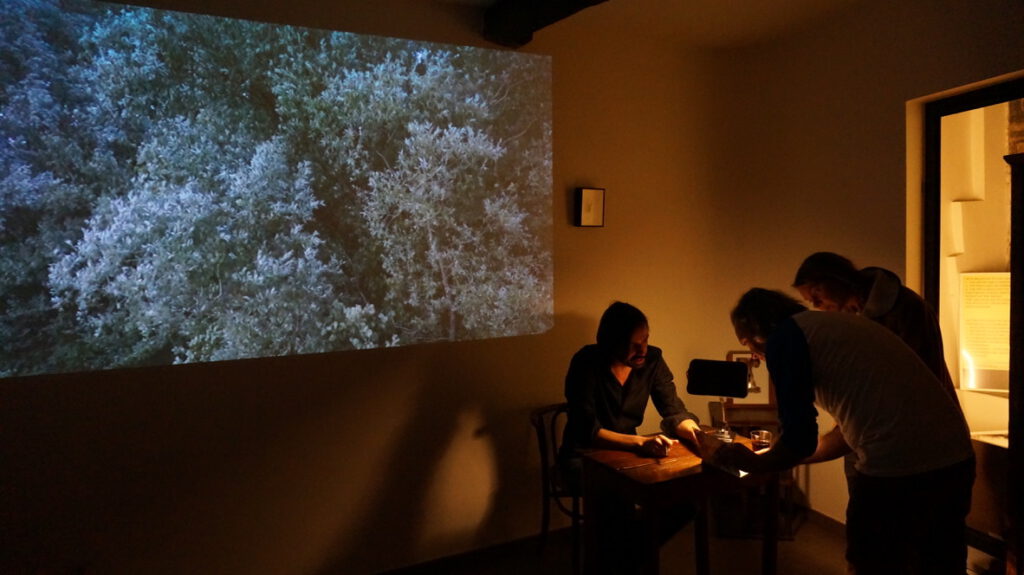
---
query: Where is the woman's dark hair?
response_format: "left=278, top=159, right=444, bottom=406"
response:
left=792, top=251, right=863, bottom=302
left=730, top=288, right=807, bottom=343
left=596, top=301, right=647, bottom=354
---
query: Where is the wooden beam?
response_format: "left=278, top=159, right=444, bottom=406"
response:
left=483, top=0, right=609, bottom=47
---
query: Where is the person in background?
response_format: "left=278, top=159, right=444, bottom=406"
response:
left=709, top=288, right=974, bottom=575
left=559, top=301, right=700, bottom=574
left=792, top=251, right=955, bottom=398
left=792, top=251, right=960, bottom=468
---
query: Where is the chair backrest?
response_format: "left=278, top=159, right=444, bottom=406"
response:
left=529, top=402, right=570, bottom=498
left=530, top=401, right=581, bottom=568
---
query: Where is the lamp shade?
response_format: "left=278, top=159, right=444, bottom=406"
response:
left=686, top=359, right=749, bottom=398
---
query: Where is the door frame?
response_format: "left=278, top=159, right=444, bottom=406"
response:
left=921, top=77, right=1024, bottom=574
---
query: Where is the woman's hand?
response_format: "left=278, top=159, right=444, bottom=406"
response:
left=674, top=418, right=702, bottom=445
left=637, top=434, right=678, bottom=458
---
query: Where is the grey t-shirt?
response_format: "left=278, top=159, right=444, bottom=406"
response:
left=769, top=311, right=972, bottom=477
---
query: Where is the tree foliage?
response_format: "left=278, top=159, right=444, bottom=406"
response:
left=0, top=0, right=552, bottom=376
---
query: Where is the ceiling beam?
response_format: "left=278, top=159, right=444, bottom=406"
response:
left=483, top=0, right=609, bottom=48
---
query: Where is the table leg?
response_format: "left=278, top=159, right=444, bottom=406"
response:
left=695, top=497, right=711, bottom=575
left=761, top=473, right=780, bottom=575
left=638, top=505, right=660, bottom=575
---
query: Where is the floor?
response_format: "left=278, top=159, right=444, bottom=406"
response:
left=383, top=509, right=850, bottom=575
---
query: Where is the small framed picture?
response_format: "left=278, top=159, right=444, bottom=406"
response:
left=575, top=187, right=605, bottom=227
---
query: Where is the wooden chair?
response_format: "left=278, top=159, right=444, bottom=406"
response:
left=529, top=402, right=582, bottom=574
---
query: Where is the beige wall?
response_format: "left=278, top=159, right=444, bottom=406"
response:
left=681, top=0, right=1024, bottom=519
left=4, top=1, right=1024, bottom=573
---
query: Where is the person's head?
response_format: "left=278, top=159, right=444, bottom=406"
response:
left=730, top=288, right=807, bottom=357
left=596, top=301, right=650, bottom=368
left=792, top=252, right=865, bottom=312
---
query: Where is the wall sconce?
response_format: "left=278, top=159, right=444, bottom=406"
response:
left=574, top=187, right=605, bottom=227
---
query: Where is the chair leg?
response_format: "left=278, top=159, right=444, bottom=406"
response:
left=571, top=496, right=582, bottom=575
left=538, top=494, right=551, bottom=553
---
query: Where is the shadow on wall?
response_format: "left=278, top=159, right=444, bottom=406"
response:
left=0, top=312, right=593, bottom=575
left=319, top=312, right=593, bottom=575
left=1, top=352, right=406, bottom=574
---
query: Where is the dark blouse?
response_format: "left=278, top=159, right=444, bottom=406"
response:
left=559, top=344, right=698, bottom=458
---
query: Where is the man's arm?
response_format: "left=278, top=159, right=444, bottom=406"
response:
left=672, top=418, right=701, bottom=445
left=645, top=349, right=701, bottom=442
left=710, top=317, right=820, bottom=474
left=800, top=424, right=852, bottom=464
left=707, top=436, right=806, bottom=473
left=709, top=424, right=852, bottom=473
left=593, top=428, right=678, bottom=458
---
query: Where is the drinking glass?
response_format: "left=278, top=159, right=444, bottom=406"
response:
left=750, top=429, right=773, bottom=450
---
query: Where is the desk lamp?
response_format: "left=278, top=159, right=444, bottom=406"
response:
left=686, top=359, right=749, bottom=443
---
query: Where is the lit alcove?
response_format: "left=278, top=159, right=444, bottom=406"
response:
left=938, top=98, right=1019, bottom=427
left=918, top=75, right=1024, bottom=569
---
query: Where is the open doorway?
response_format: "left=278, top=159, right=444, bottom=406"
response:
left=936, top=99, right=1020, bottom=396
left=919, top=76, right=1024, bottom=575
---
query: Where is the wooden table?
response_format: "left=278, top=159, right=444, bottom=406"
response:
left=581, top=435, right=779, bottom=575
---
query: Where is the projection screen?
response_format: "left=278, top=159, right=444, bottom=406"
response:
left=0, top=0, right=553, bottom=377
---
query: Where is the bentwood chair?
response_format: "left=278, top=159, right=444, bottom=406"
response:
left=529, top=402, right=582, bottom=574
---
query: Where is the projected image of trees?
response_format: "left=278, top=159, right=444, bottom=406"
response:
left=0, top=0, right=553, bottom=377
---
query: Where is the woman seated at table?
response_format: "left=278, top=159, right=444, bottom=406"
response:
left=558, top=301, right=701, bottom=574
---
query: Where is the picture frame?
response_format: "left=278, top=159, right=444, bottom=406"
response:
left=575, top=187, right=605, bottom=227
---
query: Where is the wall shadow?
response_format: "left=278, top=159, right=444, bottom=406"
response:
left=317, top=312, right=592, bottom=574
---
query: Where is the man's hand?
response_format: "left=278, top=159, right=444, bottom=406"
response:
left=801, top=425, right=852, bottom=464
left=705, top=436, right=804, bottom=474
left=673, top=418, right=701, bottom=445
left=637, top=434, right=679, bottom=458
left=708, top=441, right=760, bottom=472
